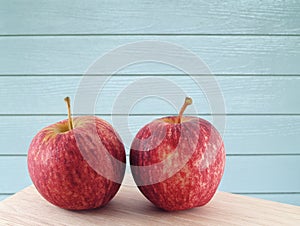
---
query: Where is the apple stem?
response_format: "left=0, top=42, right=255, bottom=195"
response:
left=178, top=97, right=193, bottom=123
left=64, top=97, right=74, bottom=130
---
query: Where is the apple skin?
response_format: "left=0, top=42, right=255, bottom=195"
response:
left=130, top=116, right=225, bottom=211
left=28, top=116, right=126, bottom=210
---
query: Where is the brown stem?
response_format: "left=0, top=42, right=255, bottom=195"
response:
left=64, top=97, right=74, bottom=130
left=177, top=97, right=193, bottom=123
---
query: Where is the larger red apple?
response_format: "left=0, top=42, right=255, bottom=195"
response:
left=28, top=97, right=126, bottom=210
left=130, top=97, right=225, bottom=211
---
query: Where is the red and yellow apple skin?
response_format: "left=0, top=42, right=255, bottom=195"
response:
left=28, top=116, right=126, bottom=210
left=130, top=116, right=225, bottom=211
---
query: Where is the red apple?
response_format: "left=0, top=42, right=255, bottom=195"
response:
left=27, top=97, right=126, bottom=210
left=130, top=97, right=225, bottom=211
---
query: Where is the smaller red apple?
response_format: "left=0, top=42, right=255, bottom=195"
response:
left=27, top=97, right=126, bottom=210
left=130, top=97, right=225, bottom=211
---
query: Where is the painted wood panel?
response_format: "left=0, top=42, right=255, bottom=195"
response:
left=0, top=157, right=31, bottom=193
left=243, top=194, right=300, bottom=207
left=1, top=76, right=299, bottom=114
left=1, top=156, right=299, bottom=194
left=0, top=36, right=299, bottom=75
left=0, top=0, right=299, bottom=207
left=221, top=155, right=300, bottom=193
left=1, top=115, right=300, bottom=155
left=0, top=195, right=10, bottom=202
left=1, top=0, right=300, bottom=35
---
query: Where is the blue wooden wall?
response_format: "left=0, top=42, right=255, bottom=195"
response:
left=0, top=0, right=300, bottom=206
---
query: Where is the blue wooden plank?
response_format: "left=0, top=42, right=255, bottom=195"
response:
left=242, top=194, right=300, bottom=206
left=0, top=36, right=299, bottom=75
left=1, top=115, right=300, bottom=155
left=1, top=76, right=299, bottom=114
left=0, top=195, right=10, bottom=202
left=1, top=0, right=299, bottom=35
left=220, top=156, right=300, bottom=193
left=0, top=156, right=299, bottom=195
left=0, top=157, right=31, bottom=193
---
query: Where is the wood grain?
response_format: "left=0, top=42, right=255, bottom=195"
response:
left=0, top=36, right=299, bottom=75
left=0, top=183, right=299, bottom=225
left=8, top=193, right=300, bottom=209
left=1, top=0, right=300, bottom=35
left=1, top=156, right=300, bottom=195
left=1, top=115, right=300, bottom=155
left=1, top=76, right=299, bottom=114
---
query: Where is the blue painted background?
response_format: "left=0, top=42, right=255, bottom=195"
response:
left=0, top=0, right=300, bottom=206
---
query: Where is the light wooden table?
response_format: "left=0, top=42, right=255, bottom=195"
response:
left=0, top=176, right=299, bottom=225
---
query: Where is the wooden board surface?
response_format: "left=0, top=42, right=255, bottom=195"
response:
left=0, top=178, right=299, bottom=225
left=1, top=0, right=300, bottom=35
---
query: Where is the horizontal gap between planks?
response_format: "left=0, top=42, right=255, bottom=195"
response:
left=226, top=154, right=300, bottom=157
left=0, top=154, right=28, bottom=157
left=1, top=154, right=300, bottom=157
left=234, top=192, right=300, bottom=195
left=0, top=114, right=300, bottom=117
left=1, top=34, right=300, bottom=37
left=1, top=192, right=300, bottom=195
left=0, top=74, right=300, bottom=77
left=0, top=192, right=299, bottom=196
